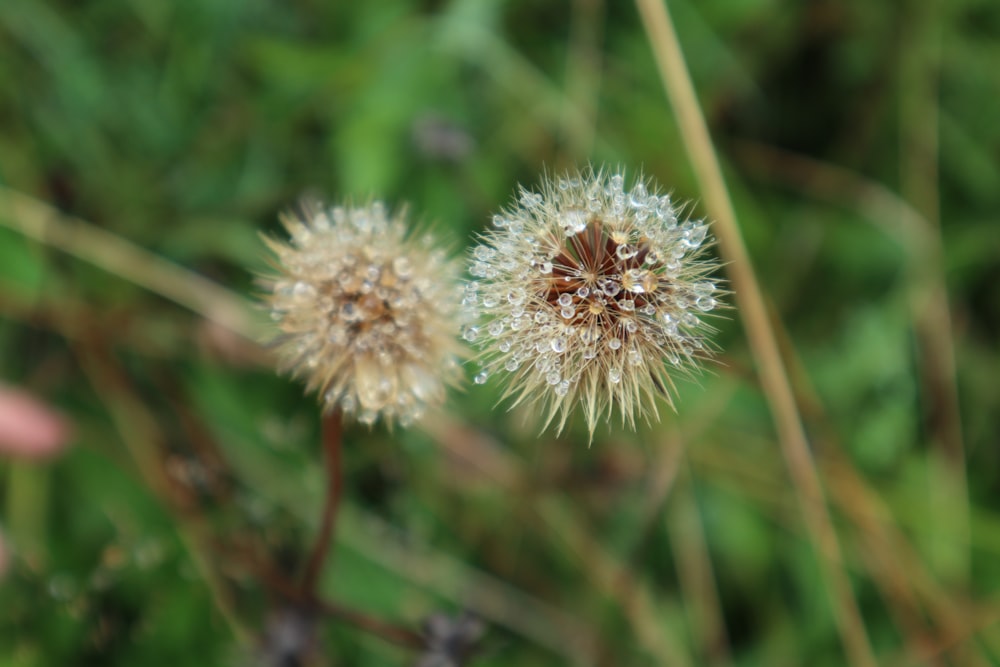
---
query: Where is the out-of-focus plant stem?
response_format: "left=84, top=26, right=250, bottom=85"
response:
left=4, top=464, right=49, bottom=566
left=76, top=342, right=252, bottom=646
left=633, top=0, right=876, bottom=665
left=0, top=186, right=256, bottom=341
left=898, top=0, right=969, bottom=587
left=300, top=410, right=344, bottom=595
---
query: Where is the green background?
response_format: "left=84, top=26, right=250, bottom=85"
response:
left=1, top=0, right=998, bottom=665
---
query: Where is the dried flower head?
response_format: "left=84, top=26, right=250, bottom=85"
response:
left=465, top=167, right=723, bottom=437
left=260, top=200, right=463, bottom=427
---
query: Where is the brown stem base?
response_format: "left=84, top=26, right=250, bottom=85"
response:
left=300, top=410, right=344, bottom=595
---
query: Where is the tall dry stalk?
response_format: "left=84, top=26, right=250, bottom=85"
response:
left=633, top=1, right=876, bottom=664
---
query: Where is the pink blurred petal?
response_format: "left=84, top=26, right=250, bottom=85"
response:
left=0, top=387, right=71, bottom=459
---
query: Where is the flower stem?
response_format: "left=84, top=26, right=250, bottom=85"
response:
left=634, top=1, right=876, bottom=665
left=314, top=598, right=426, bottom=649
left=0, top=186, right=255, bottom=340
left=300, top=410, right=344, bottom=595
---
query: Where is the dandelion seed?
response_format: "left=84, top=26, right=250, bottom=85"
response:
left=466, top=167, right=723, bottom=438
left=259, top=200, right=463, bottom=427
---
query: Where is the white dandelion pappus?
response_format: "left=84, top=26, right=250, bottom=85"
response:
left=466, top=167, right=723, bottom=438
left=260, top=200, right=464, bottom=428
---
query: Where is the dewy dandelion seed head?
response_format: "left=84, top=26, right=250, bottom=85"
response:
left=466, top=167, right=724, bottom=438
left=260, top=200, right=464, bottom=427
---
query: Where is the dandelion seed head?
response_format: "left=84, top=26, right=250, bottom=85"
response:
left=467, top=167, right=724, bottom=438
left=260, top=200, right=463, bottom=427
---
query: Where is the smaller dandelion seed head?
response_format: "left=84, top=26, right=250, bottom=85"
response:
left=466, top=166, right=725, bottom=438
left=259, top=199, right=464, bottom=427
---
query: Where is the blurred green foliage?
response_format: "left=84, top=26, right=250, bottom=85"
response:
left=1, top=0, right=999, bottom=665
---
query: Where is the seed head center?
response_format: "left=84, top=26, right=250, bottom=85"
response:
left=541, top=220, right=664, bottom=334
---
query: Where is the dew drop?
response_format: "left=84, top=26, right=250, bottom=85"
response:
left=696, top=296, right=717, bottom=312
left=507, top=289, right=526, bottom=305
left=312, top=212, right=331, bottom=231
left=474, top=371, right=489, bottom=385
left=655, top=195, right=673, bottom=219
left=520, top=192, right=543, bottom=208
left=505, top=359, right=520, bottom=372
left=616, top=244, right=638, bottom=260
left=610, top=174, right=624, bottom=193
left=340, top=302, right=361, bottom=322
left=608, top=367, right=622, bottom=384
left=683, top=224, right=708, bottom=249
left=462, top=326, right=479, bottom=342
left=597, top=278, right=621, bottom=298
left=488, top=321, right=504, bottom=336
left=281, top=278, right=304, bottom=298
left=693, top=281, right=715, bottom=296
left=622, top=269, right=653, bottom=293
left=291, top=224, right=312, bottom=244
left=551, top=337, right=567, bottom=353
left=540, top=261, right=553, bottom=274
left=560, top=209, right=588, bottom=236
left=392, top=256, right=412, bottom=278
left=292, top=281, right=315, bottom=299
left=629, top=183, right=648, bottom=208
left=608, top=338, right=622, bottom=351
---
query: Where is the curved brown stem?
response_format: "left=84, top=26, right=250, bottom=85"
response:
left=313, top=598, right=426, bottom=649
left=300, top=410, right=344, bottom=595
